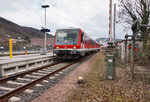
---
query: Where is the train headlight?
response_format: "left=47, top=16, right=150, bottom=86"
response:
left=73, top=46, right=76, bottom=49
left=56, top=46, right=59, bottom=49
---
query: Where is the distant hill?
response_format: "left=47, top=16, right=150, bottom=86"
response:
left=0, top=17, right=54, bottom=44
left=96, top=38, right=122, bottom=43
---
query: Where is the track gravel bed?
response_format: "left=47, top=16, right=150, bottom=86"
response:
left=0, top=90, right=9, bottom=96
left=14, top=79, right=30, bottom=83
left=31, top=53, right=97, bottom=102
left=0, top=54, right=95, bottom=102
left=14, top=63, right=80, bottom=102
left=0, top=83, right=21, bottom=88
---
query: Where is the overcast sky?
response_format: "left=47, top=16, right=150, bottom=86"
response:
left=0, top=0, right=127, bottom=40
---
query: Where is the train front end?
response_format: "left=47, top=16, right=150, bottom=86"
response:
left=53, top=28, right=81, bottom=59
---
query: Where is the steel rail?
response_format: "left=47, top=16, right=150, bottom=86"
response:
left=0, top=60, right=77, bottom=101
left=0, top=52, right=96, bottom=101
left=0, top=61, right=62, bottom=84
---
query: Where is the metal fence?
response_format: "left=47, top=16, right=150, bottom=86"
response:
left=0, top=45, right=54, bottom=55
left=116, top=40, right=150, bottom=80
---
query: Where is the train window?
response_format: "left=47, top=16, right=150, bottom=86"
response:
left=56, top=32, right=67, bottom=42
left=55, top=29, right=79, bottom=45
left=67, top=33, right=77, bottom=41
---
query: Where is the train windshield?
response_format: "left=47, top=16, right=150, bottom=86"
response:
left=55, top=29, right=79, bottom=45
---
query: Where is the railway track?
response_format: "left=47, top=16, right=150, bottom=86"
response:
left=0, top=53, right=94, bottom=102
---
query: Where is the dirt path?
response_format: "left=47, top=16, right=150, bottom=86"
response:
left=31, top=53, right=98, bottom=102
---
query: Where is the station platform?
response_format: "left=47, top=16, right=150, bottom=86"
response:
left=0, top=53, right=53, bottom=64
left=0, top=53, right=54, bottom=77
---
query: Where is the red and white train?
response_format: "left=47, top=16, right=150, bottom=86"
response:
left=53, top=28, right=100, bottom=59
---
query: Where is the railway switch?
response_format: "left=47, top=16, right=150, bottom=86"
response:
left=106, top=55, right=115, bottom=80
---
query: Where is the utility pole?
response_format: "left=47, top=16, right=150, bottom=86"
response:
left=125, top=34, right=128, bottom=64
left=131, top=36, right=135, bottom=79
left=130, top=18, right=140, bottom=79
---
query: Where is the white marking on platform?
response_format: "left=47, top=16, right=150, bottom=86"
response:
left=17, top=77, right=31, bottom=81
left=7, top=81, right=25, bottom=85
left=42, top=80, right=49, bottom=83
left=0, top=86, right=14, bottom=91
left=49, top=76, right=55, bottom=79
left=24, top=89, right=34, bottom=93
left=35, top=84, right=43, bottom=87
left=25, top=75, right=40, bottom=78
left=9, top=96, right=21, bottom=102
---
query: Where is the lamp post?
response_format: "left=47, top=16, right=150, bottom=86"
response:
left=41, top=5, right=49, bottom=53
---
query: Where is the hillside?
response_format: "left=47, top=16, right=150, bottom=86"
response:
left=0, top=17, right=54, bottom=44
left=96, top=38, right=122, bottom=43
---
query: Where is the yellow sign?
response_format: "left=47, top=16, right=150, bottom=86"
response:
left=9, top=39, right=12, bottom=59
left=78, top=76, right=83, bottom=80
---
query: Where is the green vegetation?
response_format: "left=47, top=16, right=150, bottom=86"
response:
left=118, top=0, right=150, bottom=67
left=68, top=52, right=150, bottom=102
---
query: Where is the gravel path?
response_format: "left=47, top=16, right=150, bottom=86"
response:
left=31, top=53, right=98, bottom=102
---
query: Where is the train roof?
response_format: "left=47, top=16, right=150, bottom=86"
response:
left=56, top=28, right=81, bottom=31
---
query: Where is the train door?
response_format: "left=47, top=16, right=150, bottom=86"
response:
left=81, top=32, right=84, bottom=48
left=84, top=36, right=87, bottom=49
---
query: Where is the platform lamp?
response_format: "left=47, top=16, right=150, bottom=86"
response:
left=41, top=5, right=50, bottom=54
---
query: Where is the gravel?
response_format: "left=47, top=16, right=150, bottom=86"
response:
left=31, top=54, right=96, bottom=102
left=0, top=55, right=91, bottom=101
left=14, top=79, right=30, bottom=83
left=14, top=62, right=81, bottom=102
left=23, top=76, right=37, bottom=80
left=0, top=89, right=9, bottom=95
left=0, top=83, right=21, bottom=88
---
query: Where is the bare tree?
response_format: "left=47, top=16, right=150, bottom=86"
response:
left=118, top=0, right=150, bottom=40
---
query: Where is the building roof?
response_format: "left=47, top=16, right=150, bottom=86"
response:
left=31, top=38, right=54, bottom=47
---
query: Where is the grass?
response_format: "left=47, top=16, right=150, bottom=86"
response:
left=67, top=52, right=150, bottom=102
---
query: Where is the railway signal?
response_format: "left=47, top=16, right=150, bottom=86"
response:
left=131, top=18, right=140, bottom=34
left=41, top=28, right=50, bottom=32
left=131, top=18, right=150, bottom=34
